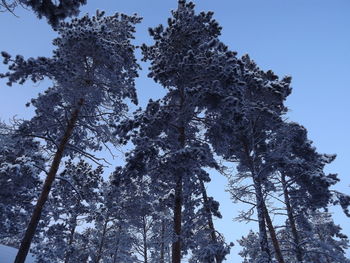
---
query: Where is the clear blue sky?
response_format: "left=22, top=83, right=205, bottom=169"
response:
left=0, top=1, right=349, bottom=262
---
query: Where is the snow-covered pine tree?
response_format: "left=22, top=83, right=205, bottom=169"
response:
left=264, top=122, right=347, bottom=263
left=31, top=159, right=103, bottom=263
left=207, top=53, right=292, bottom=263
left=241, top=211, right=350, bottom=263
left=111, top=159, right=174, bottom=262
left=0, top=0, right=87, bottom=27
left=185, top=177, right=231, bottom=263
left=137, top=1, right=243, bottom=261
left=237, top=231, right=274, bottom=263
left=87, top=178, right=137, bottom=263
left=1, top=11, right=141, bottom=263
left=0, top=122, right=45, bottom=247
left=279, top=211, right=350, bottom=263
left=112, top=166, right=159, bottom=263
left=291, top=210, right=350, bottom=263
left=238, top=210, right=350, bottom=263
left=233, top=120, right=347, bottom=263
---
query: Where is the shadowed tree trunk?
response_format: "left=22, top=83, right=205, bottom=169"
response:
left=199, top=179, right=223, bottom=263
left=281, top=173, right=304, bottom=263
left=263, top=203, right=285, bottom=263
left=172, top=86, right=186, bottom=263
left=172, top=172, right=183, bottom=263
left=253, top=177, right=272, bottom=262
left=15, top=99, right=84, bottom=263
left=243, top=140, right=272, bottom=263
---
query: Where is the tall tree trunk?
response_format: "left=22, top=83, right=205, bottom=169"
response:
left=199, top=179, right=223, bottom=263
left=253, top=177, right=272, bottom=262
left=263, top=204, right=285, bottom=263
left=15, top=99, right=83, bottom=263
left=64, top=216, right=78, bottom=263
left=172, top=123, right=185, bottom=263
left=281, top=174, right=303, bottom=263
left=242, top=138, right=271, bottom=263
left=95, top=216, right=109, bottom=263
left=172, top=173, right=183, bottom=263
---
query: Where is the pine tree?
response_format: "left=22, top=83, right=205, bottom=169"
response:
left=1, top=0, right=87, bottom=27
left=87, top=178, right=137, bottom=263
left=1, top=11, right=141, bottom=262
left=238, top=231, right=271, bottom=263
left=0, top=122, right=45, bottom=247
left=265, top=122, right=341, bottom=263
left=208, top=53, right=292, bottom=262
left=138, top=1, right=240, bottom=261
left=31, top=159, right=103, bottom=263
left=112, top=159, right=175, bottom=262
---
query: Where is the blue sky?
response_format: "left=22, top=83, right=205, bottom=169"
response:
left=0, top=0, right=349, bottom=262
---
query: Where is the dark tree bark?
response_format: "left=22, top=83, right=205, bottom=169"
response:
left=172, top=173, right=183, bottom=263
left=15, top=99, right=83, bottom=263
left=281, top=173, right=304, bottom=263
left=263, top=204, right=285, bottom=263
left=172, top=87, right=185, bottom=263
left=253, top=177, right=272, bottom=262
left=243, top=140, right=272, bottom=263
left=199, top=179, right=223, bottom=263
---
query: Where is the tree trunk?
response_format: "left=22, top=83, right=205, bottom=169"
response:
left=281, top=174, right=303, bottom=263
left=172, top=173, right=183, bottom=263
left=243, top=139, right=271, bottom=263
left=172, top=123, right=185, bottom=263
left=199, top=179, right=223, bottom=263
left=95, top=216, right=109, bottom=263
left=263, top=203, right=285, bottom=263
left=253, top=177, right=272, bottom=262
left=14, top=99, right=83, bottom=263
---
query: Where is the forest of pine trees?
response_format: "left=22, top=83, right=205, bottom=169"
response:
left=0, top=1, right=349, bottom=262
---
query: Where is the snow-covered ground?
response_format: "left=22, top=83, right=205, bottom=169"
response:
left=0, top=244, right=35, bottom=263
